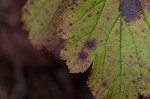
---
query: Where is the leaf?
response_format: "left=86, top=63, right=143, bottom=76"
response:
left=57, top=0, right=150, bottom=99
left=22, top=0, right=71, bottom=50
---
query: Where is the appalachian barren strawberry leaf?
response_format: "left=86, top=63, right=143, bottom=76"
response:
left=22, top=0, right=69, bottom=50
left=57, top=0, right=150, bottom=99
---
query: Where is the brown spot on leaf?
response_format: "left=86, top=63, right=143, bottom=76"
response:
left=132, top=80, right=136, bottom=83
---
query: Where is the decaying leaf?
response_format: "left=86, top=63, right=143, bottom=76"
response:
left=57, top=0, right=150, bottom=98
left=22, top=0, right=71, bottom=50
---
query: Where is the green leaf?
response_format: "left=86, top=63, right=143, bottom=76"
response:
left=57, top=0, right=150, bottom=98
left=22, top=0, right=71, bottom=50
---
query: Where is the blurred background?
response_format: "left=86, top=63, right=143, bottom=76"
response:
left=0, top=0, right=93, bottom=99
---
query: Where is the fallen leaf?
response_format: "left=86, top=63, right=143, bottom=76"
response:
left=57, top=0, right=150, bottom=98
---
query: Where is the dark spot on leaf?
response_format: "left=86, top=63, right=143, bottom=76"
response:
left=123, top=73, right=126, bottom=76
left=86, top=39, right=96, bottom=49
left=137, top=76, right=142, bottom=81
left=102, top=81, right=107, bottom=87
left=125, top=95, right=129, bottom=98
left=88, top=14, right=91, bottom=17
left=141, top=29, right=145, bottom=32
left=58, top=28, right=62, bottom=33
left=71, top=7, right=74, bottom=11
left=73, top=0, right=78, bottom=4
left=120, top=0, right=142, bottom=22
left=79, top=52, right=88, bottom=60
left=139, top=65, right=142, bottom=67
left=140, top=73, right=143, bottom=77
left=129, top=55, right=133, bottom=58
left=132, top=80, right=136, bottom=83
left=107, top=17, right=110, bottom=20
left=69, top=23, right=72, bottom=26
left=138, top=57, right=141, bottom=60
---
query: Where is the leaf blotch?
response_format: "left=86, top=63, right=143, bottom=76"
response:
left=79, top=52, right=88, bottom=60
left=86, top=39, right=96, bottom=49
left=120, top=0, right=142, bottom=22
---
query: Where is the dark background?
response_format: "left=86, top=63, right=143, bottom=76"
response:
left=0, top=0, right=93, bottom=99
